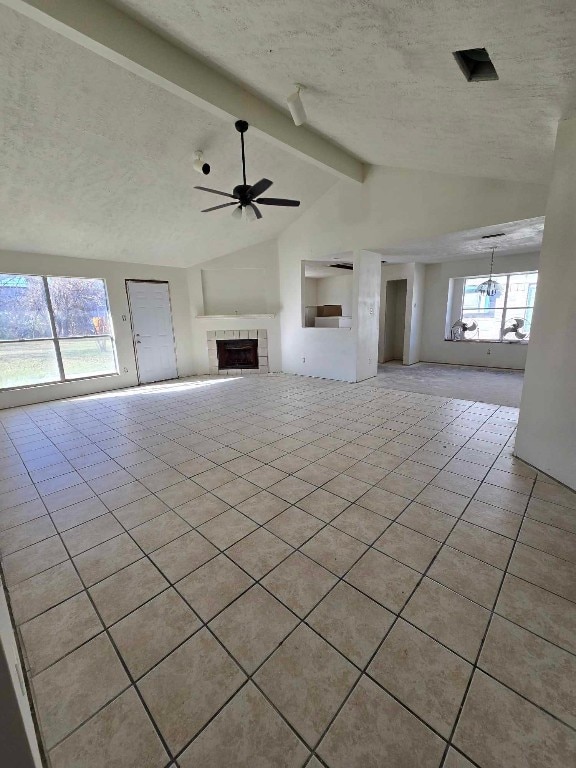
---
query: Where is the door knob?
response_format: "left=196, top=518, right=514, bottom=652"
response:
left=136, top=340, right=141, bottom=344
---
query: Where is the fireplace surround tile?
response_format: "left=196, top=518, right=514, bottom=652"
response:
left=207, top=330, right=270, bottom=375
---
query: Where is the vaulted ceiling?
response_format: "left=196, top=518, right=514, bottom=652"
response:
left=0, top=5, right=336, bottom=266
left=1, top=1, right=574, bottom=267
left=111, top=0, right=576, bottom=183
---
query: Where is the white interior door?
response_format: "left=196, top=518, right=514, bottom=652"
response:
left=127, top=281, right=178, bottom=384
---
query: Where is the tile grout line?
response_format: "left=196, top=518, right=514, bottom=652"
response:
left=14, top=388, right=478, bottom=759
left=2, top=380, right=574, bottom=764
left=4, top=453, right=176, bottom=767
left=437, top=465, right=540, bottom=767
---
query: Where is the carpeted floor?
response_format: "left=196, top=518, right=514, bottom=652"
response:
left=376, top=362, right=524, bottom=407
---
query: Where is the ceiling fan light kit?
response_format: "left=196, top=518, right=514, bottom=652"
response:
left=287, top=84, right=307, bottom=126
left=195, top=120, right=301, bottom=221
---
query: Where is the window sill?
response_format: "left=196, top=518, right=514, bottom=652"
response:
left=444, top=339, right=528, bottom=344
left=0, top=372, right=120, bottom=394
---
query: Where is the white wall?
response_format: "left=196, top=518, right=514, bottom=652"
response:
left=355, top=251, right=381, bottom=382
left=409, top=263, right=426, bottom=365
left=202, top=267, right=270, bottom=315
left=0, top=576, right=42, bottom=767
left=419, top=252, right=540, bottom=369
left=279, top=166, right=547, bottom=261
left=0, top=251, right=194, bottom=409
left=516, top=117, right=576, bottom=490
left=316, top=273, right=354, bottom=316
left=186, top=239, right=282, bottom=373
left=303, top=278, right=318, bottom=308
left=278, top=165, right=547, bottom=381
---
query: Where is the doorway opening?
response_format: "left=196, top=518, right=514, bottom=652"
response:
left=381, top=279, right=407, bottom=363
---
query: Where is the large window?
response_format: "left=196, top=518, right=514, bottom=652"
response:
left=460, top=271, right=538, bottom=341
left=0, top=274, right=118, bottom=390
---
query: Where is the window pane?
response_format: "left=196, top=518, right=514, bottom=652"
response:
left=47, top=277, right=113, bottom=338
left=59, top=337, right=117, bottom=380
left=462, top=309, right=503, bottom=340
left=0, top=341, right=60, bottom=389
left=502, top=310, right=532, bottom=340
left=506, top=272, right=538, bottom=308
left=0, top=274, right=52, bottom=340
left=462, top=277, right=506, bottom=310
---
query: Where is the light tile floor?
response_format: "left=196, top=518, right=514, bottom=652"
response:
left=1, top=373, right=575, bottom=768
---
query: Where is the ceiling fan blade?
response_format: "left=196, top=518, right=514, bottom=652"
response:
left=249, top=203, right=263, bottom=220
left=195, top=186, right=238, bottom=199
left=249, top=178, right=273, bottom=198
left=201, top=202, right=238, bottom=212
left=256, top=197, right=300, bottom=207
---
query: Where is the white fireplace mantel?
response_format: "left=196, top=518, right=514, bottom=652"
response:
left=197, top=314, right=275, bottom=319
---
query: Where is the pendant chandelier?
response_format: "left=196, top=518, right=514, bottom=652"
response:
left=477, top=246, right=501, bottom=298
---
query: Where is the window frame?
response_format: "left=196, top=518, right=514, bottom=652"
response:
left=0, top=274, right=118, bottom=391
left=453, top=270, right=537, bottom=343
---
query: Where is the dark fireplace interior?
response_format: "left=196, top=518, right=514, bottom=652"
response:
left=216, top=339, right=259, bottom=370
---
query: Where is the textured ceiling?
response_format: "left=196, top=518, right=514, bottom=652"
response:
left=110, top=0, right=576, bottom=184
left=305, top=261, right=354, bottom=278
left=378, top=217, right=544, bottom=263
left=0, top=6, right=336, bottom=266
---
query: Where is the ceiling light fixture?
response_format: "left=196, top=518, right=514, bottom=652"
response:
left=243, top=204, right=258, bottom=223
left=231, top=203, right=258, bottom=222
left=477, top=246, right=501, bottom=297
left=196, top=120, right=300, bottom=221
left=287, top=84, right=307, bottom=126
left=193, top=150, right=210, bottom=175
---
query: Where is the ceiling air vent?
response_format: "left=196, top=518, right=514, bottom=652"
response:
left=453, top=48, right=498, bottom=82
left=481, top=233, right=506, bottom=239
left=330, top=263, right=353, bottom=270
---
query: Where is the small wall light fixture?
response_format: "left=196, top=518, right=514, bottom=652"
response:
left=193, top=150, right=211, bottom=175
left=287, top=84, right=307, bottom=126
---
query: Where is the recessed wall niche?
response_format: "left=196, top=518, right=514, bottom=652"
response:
left=201, top=267, right=270, bottom=315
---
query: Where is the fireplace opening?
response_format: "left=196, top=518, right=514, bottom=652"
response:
left=216, top=339, right=259, bottom=370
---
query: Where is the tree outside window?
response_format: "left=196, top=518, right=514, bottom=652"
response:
left=0, top=274, right=118, bottom=389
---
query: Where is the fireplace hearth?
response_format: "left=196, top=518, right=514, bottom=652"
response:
left=217, top=339, right=259, bottom=370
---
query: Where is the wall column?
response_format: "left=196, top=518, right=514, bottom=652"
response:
left=516, top=116, right=576, bottom=489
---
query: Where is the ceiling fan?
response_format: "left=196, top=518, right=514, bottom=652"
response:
left=195, top=120, right=301, bottom=221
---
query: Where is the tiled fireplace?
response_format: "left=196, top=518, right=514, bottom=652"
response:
left=207, top=329, right=269, bottom=375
